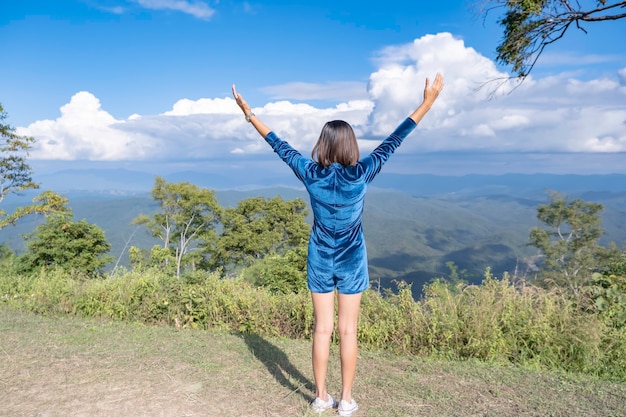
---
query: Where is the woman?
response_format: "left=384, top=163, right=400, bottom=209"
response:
left=233, top=73, right=443, bottom=415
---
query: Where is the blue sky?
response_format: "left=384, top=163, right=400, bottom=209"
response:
left=2, top=0, right=626, bottom=181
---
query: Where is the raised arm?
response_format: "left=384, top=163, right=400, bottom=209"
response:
left=359, top=73, right=444, bottom=183
left=232, top=84, right=271, bottom=138
left=408, top=72, right=444, bottom=125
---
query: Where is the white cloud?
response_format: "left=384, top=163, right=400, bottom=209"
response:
left=164, top=97, right=239, bottom=116
left=17, top=92, right=156, bottom=160
left=96, top=4, right=126, bottom=15
left=261, top=82, right=369, bottom=101
left=133, top=0, right=215, bottom=20
left=618, top=67, right=626, bottom=86
left=539, top=51, right=623, bottom=67
left=366, top=33, right=516, bottom=135
left=17, top=33, right=626, bottom=167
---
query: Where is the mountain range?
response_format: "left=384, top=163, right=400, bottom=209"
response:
left=2, top=169, right=626, bottom=296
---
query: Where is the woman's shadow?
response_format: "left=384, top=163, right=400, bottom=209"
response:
left=242, top=333, right=315, bottom=403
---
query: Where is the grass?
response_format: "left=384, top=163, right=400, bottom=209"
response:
left=1, top=306, right=625, bottom=417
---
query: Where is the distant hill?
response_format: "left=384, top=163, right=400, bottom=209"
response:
left=2, top=172, right=626, bottom=296
left=371, top=173, right=626, bottom=197
left=32, top=166, right=626, bottom=196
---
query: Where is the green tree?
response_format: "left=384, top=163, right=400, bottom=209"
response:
left=0, top=244, right=13, bottom=261
left=1, top=104, right=69, bottom=229
left=209, top=196, right=310, bottom=273
left=128, top=244, right=176, bottom=274
left=17, top=211, right=113, bottom=275
left=529, top=192, right=605, bottom=295
left=478, top=1, right=626, bottom=78
left=133, top=177, right=222, bottom=279
left=241, top=244, right=308, bottom=294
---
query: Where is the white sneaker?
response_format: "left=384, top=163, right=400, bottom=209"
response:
left=310, top=394, right=337, bottom=414
left=338, top=399, right=358, bottom=416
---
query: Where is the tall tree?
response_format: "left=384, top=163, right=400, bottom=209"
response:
left=17, top=211, right=113, bottom=276
left=0, top=104, right=68, bottom=229
left=478, top=1, right=626, bottom=78
left=209, top=196, right=310, bottom=273
left=529, top=192, right=605, bottom=295
left=133, top=177, right=222, bottom=278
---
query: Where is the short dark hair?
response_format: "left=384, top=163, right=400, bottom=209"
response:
left=311, top=120, right=359, bottom=168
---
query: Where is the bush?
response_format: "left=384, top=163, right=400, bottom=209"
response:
left=1, top=267, right=623, bottom=380
left=423, top=270, right=610, bottom=374
left=359, top=269, right=622, bottom=379
left=241, top=246, right=308, bottom=294
left=16, top=213, right=113, bottom=276
left=581, top=268, right=626, bottom=380
left=0, top=266, right=82, bottom=314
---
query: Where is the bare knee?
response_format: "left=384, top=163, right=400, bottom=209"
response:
left=337, top=322, right=357, bottom=339
left=314, top=320, right=335, bottom=339
left=336, top=292, right=362, bottom=340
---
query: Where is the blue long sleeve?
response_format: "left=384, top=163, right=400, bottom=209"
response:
left=263, top=118, right=417, bottom=294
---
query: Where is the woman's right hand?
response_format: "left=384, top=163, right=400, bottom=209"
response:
left=423, top=73, right=444, bottom=105
left=408, top=73, right=444, bottom=124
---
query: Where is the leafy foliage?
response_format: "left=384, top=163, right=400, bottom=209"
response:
left=133, top=176, right=222, bottom=278
left=133, top=179, right=310, bottom=283
left=0, top=104, right=68, bottom=230
left=241, top=244, right=308, bottom=294
left=479, top=0, right=626, bottom=77
left=2, top=266, right=623, bottom=380
left=207, top=195, right=309, bottom=272
left=16, top=212, right=113, bottom=276
left=0, top=103, right=37, bottom=205
left=128, top=244, right=176, bottom=275
left=587, top=252, right=626, bottom=329
left=529, top=192, right=605, bottom=294
left=0, top=244, right=14, bottom=264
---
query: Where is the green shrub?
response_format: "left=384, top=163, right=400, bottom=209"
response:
left=422, top=270, right=607, bottom=374
left=2, top=266, right=82, bottom=314
left=0, top=266, right=623, bottom=380
left=241, top=246, right=308, bottom=294
left=581, top=270, right=626, bottom=380
left=17, top=213, right=113, bottom=276
left=359, top=281, right=426, bottom=353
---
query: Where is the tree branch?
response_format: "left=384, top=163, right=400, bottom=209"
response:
left=477, top=0, right=626, bottom=81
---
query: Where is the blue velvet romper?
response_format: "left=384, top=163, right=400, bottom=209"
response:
left=264, top=118, right=417, bottom=294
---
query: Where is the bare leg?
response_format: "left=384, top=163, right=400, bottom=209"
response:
left=337, top=292, right=362, bottom=403
left=311, top=291, right=335, bottom=401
